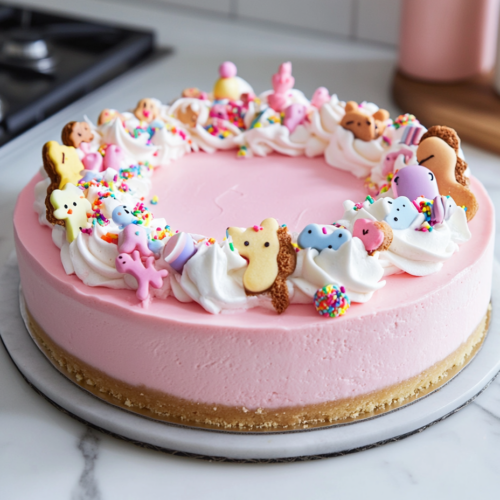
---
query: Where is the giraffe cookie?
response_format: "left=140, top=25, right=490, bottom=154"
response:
left=43, top=141, right=85, bottom=226
left=417, top=126, right=478, bottom=221
left=50, top=183, right=92, bottom=242
left=227, top=218, right=296, bottom=314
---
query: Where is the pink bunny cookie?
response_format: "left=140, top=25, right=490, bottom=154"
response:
left=118, top=224, right=153, bottom=257
left=116, top=251, right=168, bottom=302
left=268, top=62, right=294, bottom=112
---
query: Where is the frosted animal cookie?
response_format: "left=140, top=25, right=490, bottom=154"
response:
left=112, top=205, right=138, bottom=229
left=283, top=103, right=307, bottom=134
left=298, top=224, right=352, bottom=252
left=391, top=164, right=440, bottom=201
left=340, top=101, right=390, bottom=141
left=43, top=141, right=85, bottom=225
left=417, top=125, right=478, bottom=221
left=118, top=224, right=153, bottom=257
left=384, top=197, right=421, bottom=230
left=176, top=104, right=200, bottom=128
left=115, top=250, right=168, bottom=303
left=61, top=121, right=94, bottom=149
left=268, top=62, right=295, bottom=112
left=227, top=218, right=296, bottom=314
left=50, top=183, right=92, bottom=242
left=133, top=98, right=160, bottom=123
left=353, top=219, right=393, bottom=255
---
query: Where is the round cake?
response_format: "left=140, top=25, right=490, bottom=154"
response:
left=14, top=62, right=493, bottom=429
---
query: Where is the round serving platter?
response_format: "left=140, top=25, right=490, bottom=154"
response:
left=1, top=255, right=499, bottom=462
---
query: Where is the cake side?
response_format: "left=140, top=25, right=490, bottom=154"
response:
left=14, top=172, right=495, bottom=414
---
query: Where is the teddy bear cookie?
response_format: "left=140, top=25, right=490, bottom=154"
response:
left=43, top=141, right=85, bottom=226
left=50, top=183, right=92, bottom=242
left=340, top=101, right=390, bottom=142
left=61, top=121, right=94, bottom=149
left=416, top=125, right=478, bottom=221
left=227, top=218, right=297, bottom=314
left=176, top=104, right=200, bottom=128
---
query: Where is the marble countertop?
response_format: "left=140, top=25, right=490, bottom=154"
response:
left=1, top=1, right=500, bottom=498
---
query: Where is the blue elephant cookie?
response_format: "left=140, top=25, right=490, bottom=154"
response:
left=298, top=224, right=352, bottom=251
left=384, top=197, right=419, bottom=230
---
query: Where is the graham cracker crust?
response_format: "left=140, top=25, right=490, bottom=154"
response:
left=25, top=305, right=491, bottom=431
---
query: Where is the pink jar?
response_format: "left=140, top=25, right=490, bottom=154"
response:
left=398, top=0, right=500, bottom=82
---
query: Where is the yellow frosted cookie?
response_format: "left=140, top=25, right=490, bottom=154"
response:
left=50, top=183, right=92, bottom=242
left=43, top=140, right=85, bottom=226
left=228, top=218, right=297, bottom=314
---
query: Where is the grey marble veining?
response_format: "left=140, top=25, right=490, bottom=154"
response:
left=72, top=429, right=101, bottom=500
left=0, top=0, right=500, bottom=498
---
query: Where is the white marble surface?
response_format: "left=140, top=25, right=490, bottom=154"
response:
left=1, top=0, right=499, bottom=497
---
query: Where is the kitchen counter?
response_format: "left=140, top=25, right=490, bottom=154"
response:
left=1, top=1, right=500, bottom=498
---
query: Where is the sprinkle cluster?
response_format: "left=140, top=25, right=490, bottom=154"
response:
left=314, top=285, right=350, bottom=318
left=392, top=113, right=418, bottom=129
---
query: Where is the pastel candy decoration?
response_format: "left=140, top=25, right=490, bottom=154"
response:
left=115, top=251, right=168, bottom=302
left=50, top=183, right=92, bottom=243
left=311, top=87, right=330, bottom=109
left=82, top=152, right=103, bottom=172
left=384, top=196, right=420, bottom=230
left=431, top=195, right=457, bottom=225
left=103, top=144, right=124, bottom=171
left=400, top=126, right=425, bottom=146
left=353, top=219, right=393, bottom=255
left=112, top=205, right=137, bottom=229
left=297, top=224, right=351, bottom=252
left=213, top=61, right=240, bottom=101
left=163, top=232, right=197, bottom=273
left=118, top=224, right=153, bottom=257
left=314, top=284, right=350, bottom=318
left=268, top=62, right=294, bottom=112
left=392, top=164, right=440, bottom=202
left=283, top=103, right=307, bottom=134
left=382, top=147, right=413, bottom=176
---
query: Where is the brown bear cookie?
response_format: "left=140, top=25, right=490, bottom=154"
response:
left=417, top=126, right=478, bottom=221
left=227, top=218, right=297, bottom=314
left=61, top=121, right=94, bottom=148
left=43, top=141, right=85, bottom=226
left=340, top=101, right=390, bottom=142
left=182, top=87, right=202, bottom=98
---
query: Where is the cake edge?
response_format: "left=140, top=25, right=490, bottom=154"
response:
left=25, top=304, right=491, bottom=430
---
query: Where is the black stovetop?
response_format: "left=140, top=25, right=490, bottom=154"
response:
left=0, top=2, right=157, bottom=146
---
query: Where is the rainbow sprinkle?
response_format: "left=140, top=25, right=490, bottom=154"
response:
left=392, top=113, right=419, bottom=129
left=314, top=285, right=350, bottom=318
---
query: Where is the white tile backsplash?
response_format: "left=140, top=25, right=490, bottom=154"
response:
left=237, top=0, right=353, bottom=37
left=157, top=0, right=233, bottom=15
left=355, top=0, right=402, bottom=45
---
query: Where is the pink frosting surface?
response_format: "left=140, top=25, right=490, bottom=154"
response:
left=15, top=152, right=494, bottom=409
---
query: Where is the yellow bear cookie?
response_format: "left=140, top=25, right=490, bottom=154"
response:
left=50, top=183, right=92, bottom=242
left=43, top=141, right=85, bottom=226
left=227, top=218, right=297, bottom=314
